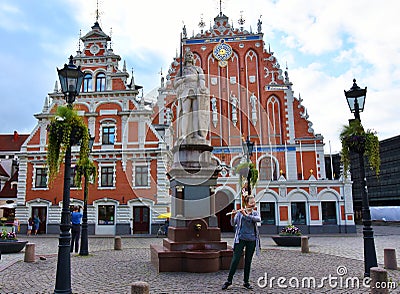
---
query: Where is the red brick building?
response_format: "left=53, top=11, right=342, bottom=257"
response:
left=156, top=11, right=355, bottom=234
left=16, top=21, right=169, bottom=235
left=15, top=11, right=355, bottom=235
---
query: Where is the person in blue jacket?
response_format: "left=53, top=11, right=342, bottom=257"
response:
left=222, top=195, right=261, bottom=290
left=70, top=206, right=83, bottom=253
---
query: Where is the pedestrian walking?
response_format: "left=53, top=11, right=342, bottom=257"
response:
left=27, top=217, right=33, bottom=236
left=33, top=215, right=40, bottom=235
left=222, top=195, right=261, bottom=290
left=71, top=206, right=83, bottom=253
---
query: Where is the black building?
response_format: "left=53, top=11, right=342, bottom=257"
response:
left=350, top=135, right=400, bottom=215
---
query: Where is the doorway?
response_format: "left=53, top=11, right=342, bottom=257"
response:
left=31, top=206, right=47, bottom=234
left=132, top=206, right=149, bottom=234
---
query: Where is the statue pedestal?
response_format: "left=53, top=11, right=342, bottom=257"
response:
left=150, top=144, right=243, bottom=272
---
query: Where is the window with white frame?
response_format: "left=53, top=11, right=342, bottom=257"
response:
left=135, top=165, right=148, bottom=187
left=260, top=202, right=276, bottom=225
left=291, top=202, right=306, bottom=225
left=102, top=125, right=115, bottom=145
left=101, top=166, right=114, bottom=187
left=82, top=73, right=92, bottom=92
left=35, top=167, right=47, bottom=188
left=98, top=205, right=115, bottom=225
left=322, top=202, right=337, bottom=225
left=259, top=156, right=277, bottom=181
left=96, top=72, right=106, bottom=92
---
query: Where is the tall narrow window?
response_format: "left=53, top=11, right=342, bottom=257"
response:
left=231, top=157, right=243, bottom=176
left=267, top=96, right=282, bottom=144
left=96, top=72, right=106, bottom=92
left=135, top=166, right=148, bottom=187
left=322, top=202, right=337, bottom=225
left=259, top=157, right=277, bottom=181
left=102, top=126, right=115, bottom=145
left=291, top=202, right=306, bottom=225
left=83, top=73, right=92, bottom=92
left=35, top=168, right=47, bottom=188
left=260, top=202, right=276, bottom=224
left=101, top=167, right=114, bottom=187
left=70, top=166, right=77, bottom=188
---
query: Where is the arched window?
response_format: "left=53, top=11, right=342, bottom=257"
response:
left=82, top=73, right=92, bottom=92
left=266, top=96, right=282, bottom=144
left=259, top=156, right=277, bottom=181
left=231, top=157, right=244, bottom=176
left=96, top=73, right=106, bottom=92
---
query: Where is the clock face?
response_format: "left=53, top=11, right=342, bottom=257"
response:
left=213, top=40, right=233, bottom=62
left=90, top=44, right=100, bottom=55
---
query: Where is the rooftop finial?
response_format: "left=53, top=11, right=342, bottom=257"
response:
left=96, top=0, right=100, bottom=22
left=198, top=14, right=206, bottom=33
left=109, top=27, right=113, bottom=49
left=238, top=11, right=245, bottom=31
left=219, top=0, right=222, bottom=16
left=78, top=29, right=82, bottom=51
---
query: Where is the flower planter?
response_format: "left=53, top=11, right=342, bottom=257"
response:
left=0, top=240, right=28, bottom=253
left=271, top=235, right=307, bottom=247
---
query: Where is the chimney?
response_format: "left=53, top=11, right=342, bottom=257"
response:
left=13, top=131, right=18, bottom=142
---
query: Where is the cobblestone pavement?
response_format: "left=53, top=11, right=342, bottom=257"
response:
left=0, top=225, right=399, bottom=293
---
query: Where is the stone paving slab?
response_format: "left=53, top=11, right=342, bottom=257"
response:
left=0, top=225, right=399, bottom=293
left=0, top=248, right=399, bottom=293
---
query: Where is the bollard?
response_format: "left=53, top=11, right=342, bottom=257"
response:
left=114, top=236, right=122, bottom=250
left=301, top=236, right=309, bottom=253
left=370, top=267, right=388, bottom=294
left=24, top=243, right=36, bottom=262
left=131, top=281, right=149, bottom=294
left=383, top=248, right=397, bottom=270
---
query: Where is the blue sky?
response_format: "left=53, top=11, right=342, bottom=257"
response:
left=1, top=0, right=399, bottom=153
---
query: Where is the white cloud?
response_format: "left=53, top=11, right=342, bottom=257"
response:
left=0, top=0, right=399, bottom=156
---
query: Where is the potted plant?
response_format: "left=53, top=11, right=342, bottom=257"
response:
left=47, top=106, right=90, bottom=182
left=0, top=229, right=28, bottom=253
left=272, top=224, right=305, bottom=246
left=340, top=119, right=380, bottom=178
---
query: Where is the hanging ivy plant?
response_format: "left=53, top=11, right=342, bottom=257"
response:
left=340, top=119, right=380, bottom=178
left=47, top=106, right=90, bottom=183
left=74, top=157, right=97, bottom=188
left=235, top=161, right=258, bottom=207
left=235, top=161, right=259, bottom=187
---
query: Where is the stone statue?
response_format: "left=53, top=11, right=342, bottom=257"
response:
left=230, top=92, right=238, bottom=114
left=174, top=50, right=210, bottom=144
left=250, top=93, right=257, bottom=111
left=211, top=96, right=217, bottom=113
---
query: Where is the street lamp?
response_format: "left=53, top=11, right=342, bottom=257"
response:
left=344, top=78, right=377, bottom=277
left=55, top=55, right=84, bottom=294
left=79, top=135, right=95, bottom=256
left=242, top=136, right=254, bottom=196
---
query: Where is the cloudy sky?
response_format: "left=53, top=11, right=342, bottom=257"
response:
left=0, top=0, right=399, bottom=153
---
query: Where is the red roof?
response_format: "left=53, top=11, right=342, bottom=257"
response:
left=0, top=132, right=29, bottom=151
left=0, top=165, right=9, bottom=177
left=0, top=171, right=18, bottom=198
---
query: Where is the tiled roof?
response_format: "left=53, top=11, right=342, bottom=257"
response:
left=0, top=133, right=29, bottom=152
left=0, top=165, right=9, bottom=177
left=0, top=171, right=18, bottom=198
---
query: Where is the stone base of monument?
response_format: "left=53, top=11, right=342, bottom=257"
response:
left=150, top=218, right=243, bottom=273
left=151, top=143, right=243, bottom=272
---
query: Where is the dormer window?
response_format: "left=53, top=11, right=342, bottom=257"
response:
left=96, top=72, right=106, bottom=92
left=83, top=73, right=92, bottom=92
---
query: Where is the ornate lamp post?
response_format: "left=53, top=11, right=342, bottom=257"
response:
left=242, top=136, right=254, bottom=195
left=344, top=78, right=377, bottom=277
left=55, top=55, right=84, bottom=293
left=79, top=136, right=95, bottom=256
